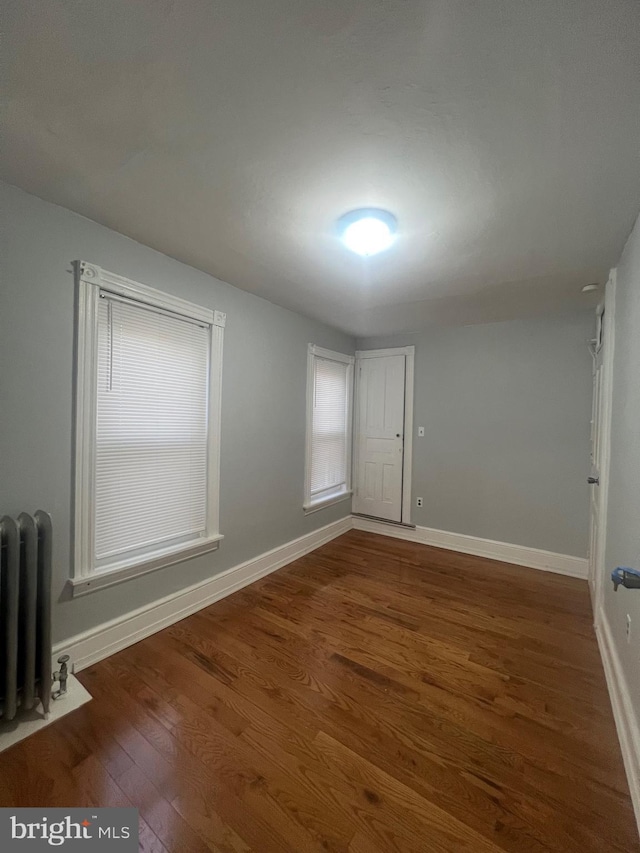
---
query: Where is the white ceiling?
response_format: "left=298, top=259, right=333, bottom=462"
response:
left=2, top=0, right=640, bottom=336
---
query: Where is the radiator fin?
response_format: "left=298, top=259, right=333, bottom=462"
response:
left=0, top=511, right=53, bottom=722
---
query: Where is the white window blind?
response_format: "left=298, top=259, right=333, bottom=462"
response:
left=305, top=346, right=354, bottom=510
left=94, top=293, right=210, bottom=568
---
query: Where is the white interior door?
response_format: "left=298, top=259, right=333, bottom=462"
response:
left=588, top=349, right=604, bottom=591
left=588, top=295, right=613, bottom=606
left=353, top=354, right=406, bottom=522
left=586, top=274, right=616, bottom=617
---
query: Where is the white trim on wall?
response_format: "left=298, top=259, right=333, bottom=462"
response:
left=595, top=608, right=640, bottom=834
left=352, top=516, right=588, bottom=578
left=75, top=261, right=219, bottom=325
left=72, top=260, right=226, bottom=595
left=55, top=516, right=352, bottom=673
left=308, top=344, right=354, bottom=365
left=56, top=513, right=596, bottom=677
left=70, top=535, right=225, bottom=597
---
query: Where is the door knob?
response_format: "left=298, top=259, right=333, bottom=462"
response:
left=588, top=476, right=600, bottom=485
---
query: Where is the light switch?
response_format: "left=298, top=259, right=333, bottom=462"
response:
left=418, top=426, right=425, bottom=437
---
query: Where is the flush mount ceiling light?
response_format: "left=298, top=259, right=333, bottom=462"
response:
left=581, top=283, right=599, bottom=293
left=337, top=208, right=397, bottom=257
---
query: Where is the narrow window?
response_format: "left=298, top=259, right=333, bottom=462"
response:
left=304, top=345, right=354, bottom=513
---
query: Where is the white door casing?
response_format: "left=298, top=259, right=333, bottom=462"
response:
left=353, top=347, right=414, bottom=524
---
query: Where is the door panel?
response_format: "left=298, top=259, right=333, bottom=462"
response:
left=382, top=463, right=394, bottom=503
left=589, top=355, right=604, bottom=589
left=354, top=354, right=405, bottom=522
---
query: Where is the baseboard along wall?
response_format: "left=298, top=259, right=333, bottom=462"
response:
left=594, top=608, right=640, bottom=835
left=56, top=514, right=588, bottom=676
left=351, top=516, right=588, bottom=579
left=53, top=511, right=639, bottom=836
left=54, top=516, right=352, bottom=672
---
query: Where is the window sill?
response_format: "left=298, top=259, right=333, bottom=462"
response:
left=303, top=491, right=352, bottom=515
left=69, top=534, right=224, bottom=597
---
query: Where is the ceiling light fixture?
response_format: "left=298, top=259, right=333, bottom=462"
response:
left=337, top=208, right=397, bottom=257
left=581, top=283, right=599, bottom=293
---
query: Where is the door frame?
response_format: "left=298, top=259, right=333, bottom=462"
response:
left=353, top=346, right=415, bottom=525
left=589, top=269, right=616, bottom=617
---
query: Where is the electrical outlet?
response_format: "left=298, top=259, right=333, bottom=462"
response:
left=418, top=426, right=425, bottom=437
left=416, top=497, right=423, bottom=507
left=626, top=614, right=632, bottom=644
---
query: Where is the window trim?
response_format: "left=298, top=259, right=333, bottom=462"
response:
left=303, top=344, right=354, bottom=514
left=71, top=260, right=225, bottom=597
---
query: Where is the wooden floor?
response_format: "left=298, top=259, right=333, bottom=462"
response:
left=0, top=530, right=637, bottom=852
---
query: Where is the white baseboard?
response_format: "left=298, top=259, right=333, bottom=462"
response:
left=351, top=517, right=588, bottom=579
left=52, top=511, right=640, bottom=839
left=54, top=513, right=588, bottom=677
left=595, top=608, right=640, bottom=835
left=54, top=516, right=352, bottom=673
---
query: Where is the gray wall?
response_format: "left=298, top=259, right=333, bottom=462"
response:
left=359, top=313, right=594, bottom=557
left=603, top=210, right=640, bottom=728
left=0, top=182, right=354, bottom=643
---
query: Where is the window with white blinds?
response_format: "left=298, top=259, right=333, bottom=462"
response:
left=304, top=345, right=354, bottom=512
left=95, top=295, right=210, bottom=565
left=73, top=261, right=224, bottom=593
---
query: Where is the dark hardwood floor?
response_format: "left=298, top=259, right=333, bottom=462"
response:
left=0, top=530, right=637, bottom=852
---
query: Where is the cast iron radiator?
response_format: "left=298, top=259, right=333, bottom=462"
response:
left=0, top=512, right=52, bottom=722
